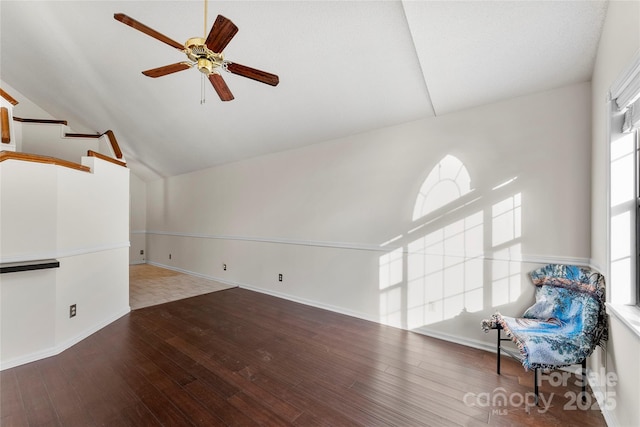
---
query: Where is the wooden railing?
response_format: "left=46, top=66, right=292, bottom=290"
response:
left=2, top=88, right=125, bottom=168
left=87, top=150, right=127, bottom=167
left=0, top=88, right=19, bottom=106
left=13, top=117, right=68, bottom=126
left=65, top=130, right=123, bottom=160
left=11, top=117, right=125, bottom=165
left=64, top=132, right=100, bottom=138
left=1, top=89, right=17, bottom=144
left=104, top=130, right=123, bottom=159
left=0, top=151, right=90, bottom=172
left=1, top=107, right=10, bottom=144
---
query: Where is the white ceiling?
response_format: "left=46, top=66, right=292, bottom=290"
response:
left=0, top=1, right=607, bottom=181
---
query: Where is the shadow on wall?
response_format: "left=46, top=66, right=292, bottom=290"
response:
left=378, top=155, right=525, bottom=331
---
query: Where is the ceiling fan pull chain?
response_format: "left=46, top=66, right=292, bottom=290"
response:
left=201, top=73, right=206, bottom=104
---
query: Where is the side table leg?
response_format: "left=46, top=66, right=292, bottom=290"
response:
left=496, top=327, right=501, bottom=375
left=534, top=368, right=539, bottom=406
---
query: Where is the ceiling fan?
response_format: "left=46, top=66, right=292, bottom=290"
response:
left=113, top=10, right=279, bottom=101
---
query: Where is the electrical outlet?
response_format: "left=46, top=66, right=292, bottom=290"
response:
left=140, top=249, right=144, bottom=255
left=69, top=304, right=77, bottom=318
left=223, top=264, right=227, bottom=271
left=278, top=273, right=283, bottom=282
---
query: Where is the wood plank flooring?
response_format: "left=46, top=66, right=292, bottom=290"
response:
left=1, top=288, right=607, bottom=426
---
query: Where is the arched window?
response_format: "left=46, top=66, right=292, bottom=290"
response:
left=412, top=155, right=471, bottom=221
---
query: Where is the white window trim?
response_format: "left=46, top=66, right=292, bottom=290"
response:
left=607, top=51, right=640, bottom=338
left=606, top=302, right=640, bottom=337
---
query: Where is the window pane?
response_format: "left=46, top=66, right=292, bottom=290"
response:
left=611, top=211, right=631, bottom=261
left=611, top=153, right=634, bottom=206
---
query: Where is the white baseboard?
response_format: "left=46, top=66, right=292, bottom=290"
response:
left=146, top=261, right=376, bottom=322
left=410, top=327, right=496, bottom=353
left=239, top=282, right=381, bottom=324
left=589, top=375, right=618, bottom=427
left=145, top=261, right=241, bottom=287
left=0, top=306, right=130, bottom=371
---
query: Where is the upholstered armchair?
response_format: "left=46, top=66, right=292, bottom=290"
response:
left=482, top=264, right=608, bottom=404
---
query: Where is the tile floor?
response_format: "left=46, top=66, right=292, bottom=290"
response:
left=129, top=264, right=235, bottom=309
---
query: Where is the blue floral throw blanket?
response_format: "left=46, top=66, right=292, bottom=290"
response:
left=481, top=264, right=608, bottom=370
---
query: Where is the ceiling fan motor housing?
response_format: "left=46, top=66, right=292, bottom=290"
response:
left=185, top=37, right=223, bottom=74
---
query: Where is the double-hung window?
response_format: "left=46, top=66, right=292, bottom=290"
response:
left=609, top=53, right=640, bottom=308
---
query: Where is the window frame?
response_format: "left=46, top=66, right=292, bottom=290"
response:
left=636, top=130, right=640, bottom=307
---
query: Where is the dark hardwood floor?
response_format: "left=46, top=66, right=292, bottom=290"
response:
left=1, top=288, right=607, bottom=426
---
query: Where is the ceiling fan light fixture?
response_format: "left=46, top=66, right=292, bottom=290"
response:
left=197, top=57, right=214, bottom=74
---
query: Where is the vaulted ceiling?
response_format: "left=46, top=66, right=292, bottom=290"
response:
left=0, top=1, right=608, bottom=181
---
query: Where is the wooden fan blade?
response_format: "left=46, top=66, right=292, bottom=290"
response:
left=114, top=13, right=184, bottom=51
left=209, top=74, right=234, bottom=101
left=142, top=62, right=191, bottom=78
left=205, top=15, right=238, bottom=53
left=226, top=63, right=279, bottom=86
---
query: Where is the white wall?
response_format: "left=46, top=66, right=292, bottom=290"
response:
left=591, top=1, right=640, bottom=426
left=0, top=156, right=130, bottom=369
left=130, top=172, right=147, bottom=264
left=0, top=269, right=56, bottom=363
left=19, top=123, right=100, bottom=165
left=146, top=81, right=592, bottom=349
